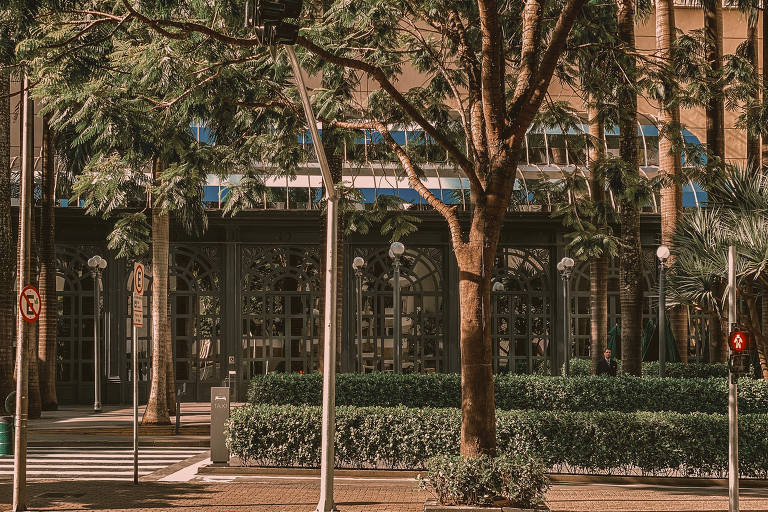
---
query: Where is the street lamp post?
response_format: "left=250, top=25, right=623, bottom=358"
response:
left=88, top=255, right=107, bottom=413
left=390, top=242, right=405, bottom=373
left=656, top=245, right=670, bottom=378
left=352, top=257, right=366, bottom=373
left=557, top=257, right=575, bottom=377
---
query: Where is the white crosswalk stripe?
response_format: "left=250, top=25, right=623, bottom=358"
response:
left=0, top=446, right=206, bottom=481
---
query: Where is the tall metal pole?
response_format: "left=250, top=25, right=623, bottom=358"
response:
left=286, top=45, right=339, bottom=512
left=356, top=270, right=363, bottom=373
left=13, top=76, right=33, bottom=512
left=728, top=245, right=739, bottom=512
left=561, top=274, right=569, bottom=377
left=659, top=260, right=666, bottom=378
left=393, top=256, right=401, bottom=373
left=564, top=274, right=570, bottom=377
left=133, top=321, right=139, bottom=485
left=93, top=269, right=102, bottom=412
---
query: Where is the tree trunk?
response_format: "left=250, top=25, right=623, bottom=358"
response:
left=704, top=0, right=725, bottom=162
left=39, top=116, right=57, bottom=410
left=762, top=3, right=768, bottom=167
left=746, top=16, right=760, bottom=168
left=708, top=310, right=721, bottom=362
left=144, top=168, right=171, bottom=424
left=761, top=294, right=768, bottom=379
left=455, top=212, right=499, bottom=457
left=0, top=71, right=13, bottom=400
left=656, top=0, right=687, bottom=362
left=617, top=0, right=643, bottom=376
left=587, top=103, right=608, bottom=376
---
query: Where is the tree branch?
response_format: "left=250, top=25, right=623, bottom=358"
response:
left=332, top=119, right=465, bottom=248
left=477, top=0, right=506, bottom=145
left=296, top=35, right=478, bottom=188
left=508, top=0, right=588, bottom=138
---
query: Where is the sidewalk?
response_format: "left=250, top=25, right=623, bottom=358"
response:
left=3, top=477, right=768, bottom=511
left=25, top=402, right=213, bottom=446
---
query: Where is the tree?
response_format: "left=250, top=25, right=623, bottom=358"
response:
left=656, top=0, right=687, bottom=362
left=704, top=0, right=725, bottom=163
left=38, top=115, right=57, bottom=410
left=617, top=0, right=643, bottom=376
left=0, top=52, right=13, bottom=402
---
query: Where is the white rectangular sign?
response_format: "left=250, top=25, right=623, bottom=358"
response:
left=132, top=295, right=144, bottom=327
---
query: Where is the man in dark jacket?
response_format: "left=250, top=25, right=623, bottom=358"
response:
left=596, top=348, right=617, bottom=376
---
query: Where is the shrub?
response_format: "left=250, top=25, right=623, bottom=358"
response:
left=567, top=358, right=734, bottom=378
left=225, top=404, right=768, bottom=478
left=247, top=372, right=768, bottom=414
left=420, top=454, right=549, bottom=508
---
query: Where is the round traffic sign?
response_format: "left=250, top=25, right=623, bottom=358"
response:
left=19, top=285, right=41, bottom=323
left=134, top=263, right=145, bottom=295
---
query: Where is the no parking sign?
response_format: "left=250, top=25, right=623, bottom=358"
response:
left=19, top=285, right=41, bottom=323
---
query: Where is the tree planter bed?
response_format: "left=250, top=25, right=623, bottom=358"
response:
left=424, top=499, right=548, bottom=512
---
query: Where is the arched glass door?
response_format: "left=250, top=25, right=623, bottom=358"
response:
left=353, top=246, right=446, bottom=373
left=240, top=246, right=322, bottom=378
left=491, top=247, right=552, bottom=374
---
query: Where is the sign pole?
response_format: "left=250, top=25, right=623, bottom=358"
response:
left=13, top=76, right=33, bottom=512
left=728, top=245, right=738, bottom=512
left=133, top=320, right=138, bottom=485
left=131, top=262, right=144, bottom=485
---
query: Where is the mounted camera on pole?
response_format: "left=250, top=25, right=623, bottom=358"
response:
left=244, top=0, right=303, bottom=45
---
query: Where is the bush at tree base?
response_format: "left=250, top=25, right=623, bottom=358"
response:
left=225, top=404, right=768, bottom=477
left=419, top=454, right=549, bottom=508
left=247, top=372, right=768, bottom=413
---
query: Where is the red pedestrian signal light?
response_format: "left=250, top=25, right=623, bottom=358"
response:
left=729, top=330, right=750, bottom=353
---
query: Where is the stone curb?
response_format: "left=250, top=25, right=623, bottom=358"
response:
left=424, top=499, right=546, bottom=512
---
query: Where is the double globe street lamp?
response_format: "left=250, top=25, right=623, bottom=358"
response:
left=352, top=256, right=366, bottom=373
left=656, top=245, right=670, bottom=378
left=87, top=255, right=107, bottom=413
left=389, top=242, right=405, bottom=373
left=557, top=257, right=575, bottom=377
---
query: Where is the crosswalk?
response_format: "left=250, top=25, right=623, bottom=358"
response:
left=0, top=446, right=206, bottom=481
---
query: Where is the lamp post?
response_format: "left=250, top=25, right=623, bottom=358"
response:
left=390, top=242, right=405, bottom=373
left=557, top=257, right=575, bottom=377
left=352, top=256, right=366, bottom=373
left=87, top=255, right=107, bottom=413
left=656, top=245, right=670, bottom=378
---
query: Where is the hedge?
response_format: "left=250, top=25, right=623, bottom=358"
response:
left=567, top=359, right=733, bottom=379
left=247, top=372, right=768, bottom=414
left=225, top=404, right=768, bottom=477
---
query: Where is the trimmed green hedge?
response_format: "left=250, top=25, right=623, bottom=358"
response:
left=247, top=372, right=768, bottom=414
left=225, top=404, right=768, bottom=477
left=567, top=359, right=732, bottom=379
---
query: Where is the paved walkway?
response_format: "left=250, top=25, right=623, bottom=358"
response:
left=3, top=477, right=768, bottom=511
left=24, top=402, right=213, bottom=446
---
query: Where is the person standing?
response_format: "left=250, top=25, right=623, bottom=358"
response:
left=597, top=348, right=618, bottom=376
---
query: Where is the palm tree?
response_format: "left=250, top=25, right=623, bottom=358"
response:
left=656, top=0, right=687, bottom=362
left=144, top=160, right=171, bottom=424
left=38, top=116, right=57, bottom=410
left=617, top=0, right=644, bottom=376
left=669, top=165, right=768, bottom=376
left=588, top=104, right=608, bottom=375
left=704, top=0, right=725, bottom=162
left=0, top=71, right=13, bottom=400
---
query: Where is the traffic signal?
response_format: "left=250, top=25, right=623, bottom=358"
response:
left=728, top=329, right=750, bottom=353
left=245, top=0, right=303, bottom=45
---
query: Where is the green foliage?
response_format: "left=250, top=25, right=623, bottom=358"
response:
left=566, top=358, right=732, bottom=379
left=420, top=454, right=549, bottom=508
left=247, top=372, right=767, bottom=413
left=225, top=404, right=768, bottom=477
left=106, top=213, right=151, bottom=259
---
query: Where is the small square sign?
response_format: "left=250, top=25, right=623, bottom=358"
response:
left=132, top=295, right=143, bottom=327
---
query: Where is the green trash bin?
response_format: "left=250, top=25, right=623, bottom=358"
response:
left=0, top=416, right=12, bottom=456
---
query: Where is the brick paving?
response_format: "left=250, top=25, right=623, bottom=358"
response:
left=4, top=477, right=768, bottom=511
